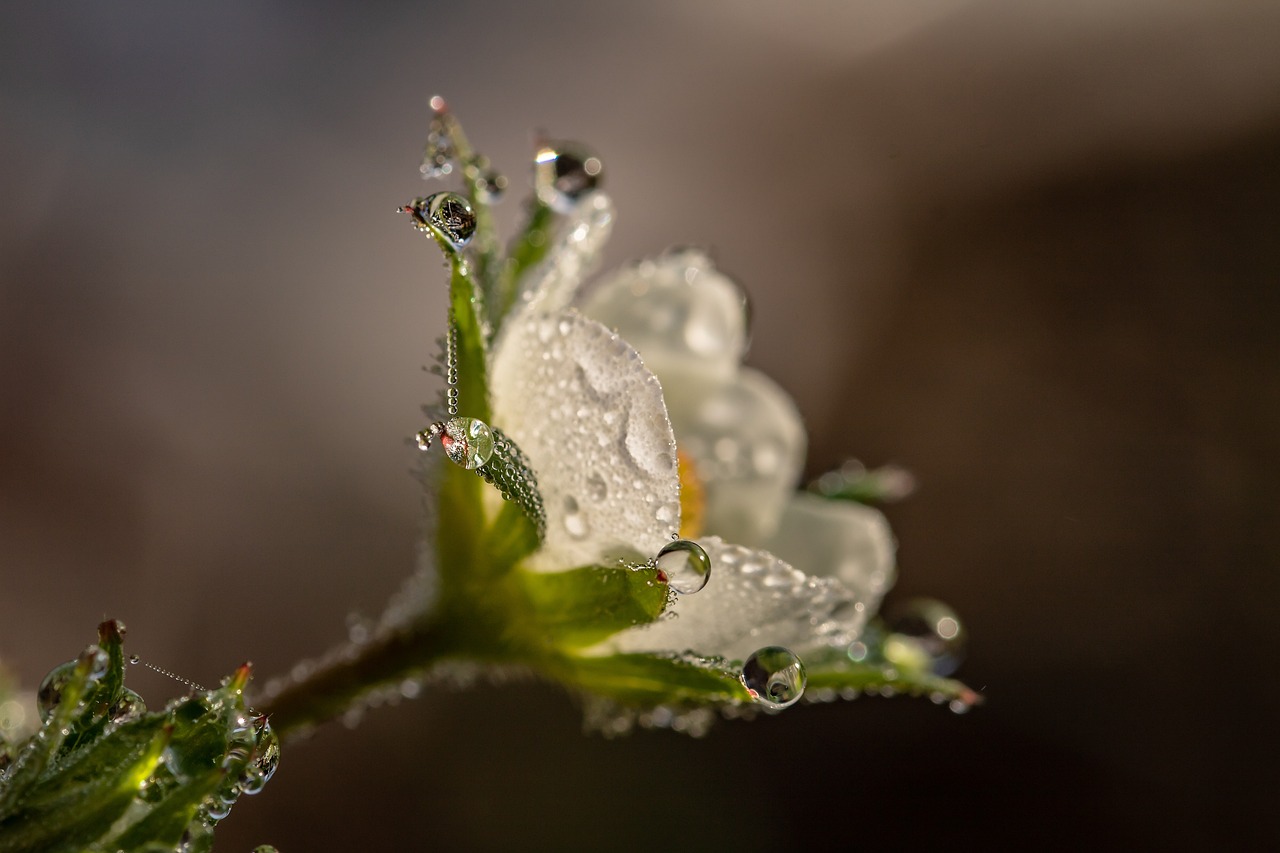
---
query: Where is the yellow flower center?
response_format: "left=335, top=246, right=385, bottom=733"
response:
left=677, top=450, right=705, bottom=539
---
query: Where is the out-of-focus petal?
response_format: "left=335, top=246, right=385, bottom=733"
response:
left=669, top=367, right=805, bottom=547
left=579, top=248, right=748, bottom=390
left=764, top=493, right=897, bottom=637
left=609, top=537, right=866, bottom=662
left=490, top=309, right=680, bottom=570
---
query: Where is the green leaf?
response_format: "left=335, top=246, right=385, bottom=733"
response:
left=802, top=647, right=982, bottom=710
left=0, top=625, right=279, bottom=853
left=561, top=652, right=752, bottom=707
left=521, top=565, right=669, bottom=649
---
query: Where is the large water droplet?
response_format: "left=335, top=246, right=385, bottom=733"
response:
left=534, top=142, right=603, bottom=213
left=36, top=648, right=109, bottom=722
left=741, top=646, right=806, bottom=710
left=404, top=192, right=476, bottom=249
left=110, top=688, right=147, bottom=724
left=884, top=598, right=965, bottom=676
left=655, top=539, right=711, bottom=594
left=434, top=417, right=494, bottom=469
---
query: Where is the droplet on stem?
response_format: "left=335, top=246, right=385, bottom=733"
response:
left=402, top=192, right=477, bottom=249
left=655, top=538, right=711, bottom=594
left=417, top=417, right=494, bottom=469
left=534, top=141, right=603, bottom=213
left=741, top=646, right=806, bottom=710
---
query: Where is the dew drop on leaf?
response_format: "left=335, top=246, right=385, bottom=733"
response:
left=740, top=646, right=806, bottom=710
left=655, top=538, right=711, bottom=594
left=884, top=598, right=965, bottom=676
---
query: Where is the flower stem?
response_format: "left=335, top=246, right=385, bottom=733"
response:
left=256, top=620, right=453, bottom=740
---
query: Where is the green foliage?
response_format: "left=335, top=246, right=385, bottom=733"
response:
left=0, top=621, right=279, bottom=853
left=521, top=564, right=669, bottom=649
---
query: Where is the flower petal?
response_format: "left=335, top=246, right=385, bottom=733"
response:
left=609, top=536, right=868, bottom=662
left=490, top=309, right=680, bottom=570
left=578, top=248, right=748, bottom=390
left=668, top=367, right=806, bottom=546
left=763, top=493, right=897, bottom=628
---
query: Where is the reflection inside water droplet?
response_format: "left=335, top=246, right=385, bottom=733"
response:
left=403, top=192, right=477, bottom=249
left=655, top=539, right=711, bottom=594
left=741, top=646, right=806, bottom=710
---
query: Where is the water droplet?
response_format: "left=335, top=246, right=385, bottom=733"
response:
left=562, top=495, right=590, bottom=539
left=476, top=168, right=507, bottom=203
left=534, top=141, right=603, bottom=212
left=421, top=417, right=494, bottom=469
left=885, top=598, right=966, bottom=676
left=36, top=662, right=75, bottom=722
left=109, top=688, right=146, bottom=723
left=655, top=539, right=711, bottom=594
left=240, top=723, right=280, bottom=796
left=129, top=654, right=140, bottom=665
left=740, top=646, right=806, bottom=710
left=586, top=472, right=608, bottom=501
left=404, top=192, right=476, bottom=249
left=204, top=795, right=233, bottom=822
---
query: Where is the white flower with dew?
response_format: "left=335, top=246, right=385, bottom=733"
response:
left=489, top=193, right=896, bottom=666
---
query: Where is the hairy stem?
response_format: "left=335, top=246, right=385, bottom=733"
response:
left=257, top=621, right=453, bottom=740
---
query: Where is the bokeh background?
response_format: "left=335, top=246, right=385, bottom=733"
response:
left=3, top=1, right=1277, bottom=849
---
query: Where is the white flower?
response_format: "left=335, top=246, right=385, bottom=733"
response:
left=489, top=193, right=895, bottom=664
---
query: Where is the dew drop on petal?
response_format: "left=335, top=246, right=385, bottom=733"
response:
left=655, top=538, right=711, bottom=594
left=534, top=141, right=603, bottom=212
left=885, top=598, right=966, bottom=676
left=741, top=646, right=806, bottom=710
left=562, top=495, right=591, bottom=540
left=586, top=472, right=608, bottom=501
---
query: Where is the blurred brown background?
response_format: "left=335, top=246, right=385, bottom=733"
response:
left=2, top=1, right=1277, bottom=849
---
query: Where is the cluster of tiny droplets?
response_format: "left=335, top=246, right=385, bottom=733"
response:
left=445, top=308, right=460, bottom=417
left=479, top=427, right=547, bottom=540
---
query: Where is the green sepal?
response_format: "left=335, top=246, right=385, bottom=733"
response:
left=801, top=647, right=982, bottom=709
left=560, top=652, right=752, bottom=707
left=520, top=565, right=668, bottom=649
left=491, top=202, right=554, bottom=337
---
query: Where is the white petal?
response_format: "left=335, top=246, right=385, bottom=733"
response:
left=764, top=493, right=897, bottom=625
left=489, top=309, right=680, bottom=570
left=671, top=367, right=806, bottom=546
left=578, top=248, right=748, bottom=390
left=610, top=537, right=867, bottom=662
